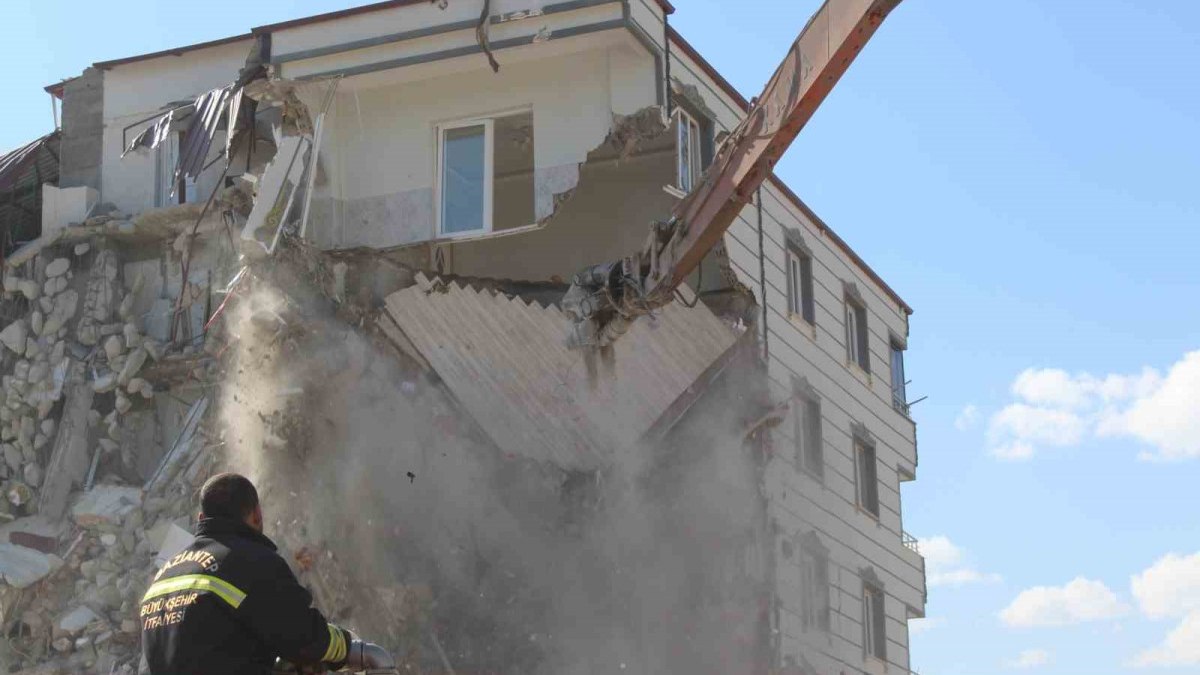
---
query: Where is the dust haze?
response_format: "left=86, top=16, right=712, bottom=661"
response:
left=217, top=255, right=769, bottom=675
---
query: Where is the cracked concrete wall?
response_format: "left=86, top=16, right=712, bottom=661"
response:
left=59, top=68, right=104, bottom=192
left=297, top=40, right=657, bottom=250
left=448, top=143, right=675, bottom=282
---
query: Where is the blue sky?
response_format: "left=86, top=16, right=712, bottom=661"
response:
left=5, top=1, right=1199, bottom=673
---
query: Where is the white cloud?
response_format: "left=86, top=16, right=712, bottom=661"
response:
left=919, top=535, right=1001, bottom=588
left=1130, top=553, right=1200, bottom=668
left=1012, top=368, right=1092, bottom=408
left=986, top=351, right=1200, bottom=461
left=1000, top=577, right=1128, bottom=628
left=1131, top=552, right=1200, bottom=619
left=1008, top=649, right=1052, bottom=669
left=1099, top=352, right=1200, bottom=461
left=1132, top=610, right=1200, bottom=667
left=987, top=403, right=1085, bottom=461
left=955, top=404, right=979, bottom=431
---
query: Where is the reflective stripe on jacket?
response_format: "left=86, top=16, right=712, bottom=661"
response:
left=141, top=517, right=351, bottom=675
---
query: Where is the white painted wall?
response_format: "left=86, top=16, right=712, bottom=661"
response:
left=100, top=40, right=252, bottom=215
left=40, top=185, right=97, bottom=234
left=276, top=1, right=625, bottom=81
left=298, top=35, right=657, bottom=249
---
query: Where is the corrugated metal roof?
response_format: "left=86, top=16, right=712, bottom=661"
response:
left=382, top=273, right=740, bottom=469
left=0, top=132, right=58, bottom=194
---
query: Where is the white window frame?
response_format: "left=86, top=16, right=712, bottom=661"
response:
left=675, top=108, right=703, bottom=193
left=435, top=117, right=496, bottom=239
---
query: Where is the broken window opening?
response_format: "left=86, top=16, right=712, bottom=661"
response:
left=155, top=132, right=197, bottom=208
left=436, top=110, right=535, bottom=238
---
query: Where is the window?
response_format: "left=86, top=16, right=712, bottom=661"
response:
left=845, top=298, right=869, bottom=372
left=890, top=340, right=907, bottom=412
left=862, top=582, right=887, bottom=660
left=786, top=248, right=815, bottom=324
left=437, top=111, right=534, bottom=237
left=676, top=108, right=703, bottom=193
left=854, top=439, right=880, bottom=518
left=794, top=396, right=822, bottom=477
left=155, top=133, right=196, bottom=207
left=799, top=544, right=831, bottom=632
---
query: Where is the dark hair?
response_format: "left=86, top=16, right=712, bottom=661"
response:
left=199, top=473, right=260, bottom=521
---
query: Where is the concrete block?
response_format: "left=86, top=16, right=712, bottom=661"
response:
left=56, top=606, right=99, bottom=634
left=0, top=543, right=61, bottom=589
left=71, top=485, right=142, bottom=528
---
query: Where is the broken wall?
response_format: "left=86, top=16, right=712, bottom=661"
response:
left=299, top=39, right=657, bottom=250
left=447, top=136, right=675, bottom=281
left=100, top=39, right=254, bottom=215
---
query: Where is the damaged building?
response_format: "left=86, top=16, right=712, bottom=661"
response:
left=0, top=1, right=925, bottom=674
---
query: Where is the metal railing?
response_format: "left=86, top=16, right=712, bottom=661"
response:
left=902, top=531, right=920, bottom=554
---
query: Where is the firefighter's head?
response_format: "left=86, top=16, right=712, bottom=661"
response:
left=199, top=472, right=264, bottom=533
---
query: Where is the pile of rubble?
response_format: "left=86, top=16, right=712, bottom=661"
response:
left=0, top=211, right=226, bottom=674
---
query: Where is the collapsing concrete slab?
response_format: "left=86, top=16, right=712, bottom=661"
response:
left=380, top=273, right=742, bottom=469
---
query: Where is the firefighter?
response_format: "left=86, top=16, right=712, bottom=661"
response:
left=140, top=472, right=382, bottom=674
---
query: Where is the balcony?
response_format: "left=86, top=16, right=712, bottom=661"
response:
left=902, top=531, right=920, bottom=555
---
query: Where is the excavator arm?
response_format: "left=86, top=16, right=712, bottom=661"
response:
left=563, top=0, right=904, bottom=347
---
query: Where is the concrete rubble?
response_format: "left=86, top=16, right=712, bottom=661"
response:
left=0, top=202, right=230, bottom=673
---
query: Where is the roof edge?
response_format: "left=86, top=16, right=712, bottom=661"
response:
left=252, top=0, right=673, bottom=35
left=667, top=27, right=912, bottom=316
left=93, top=33, right=254, bottom=70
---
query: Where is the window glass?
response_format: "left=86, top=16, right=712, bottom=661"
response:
left=441, top=124, right=487, bottom=234
left=677, top=114, right=694, bottom=192
left=845, top=303, right=859, bottom=364
left=796, top=398, right=823, bottom=476
left=789, top=250, right=815, bottom=324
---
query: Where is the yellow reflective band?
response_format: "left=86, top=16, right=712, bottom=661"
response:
left=323, top=624, right=347, bottom=663
left=142, top=574, right=247, bottom=609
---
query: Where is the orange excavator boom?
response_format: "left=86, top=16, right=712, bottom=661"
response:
left=563, top=0, right=905, bottom=347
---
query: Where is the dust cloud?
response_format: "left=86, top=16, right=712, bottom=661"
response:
left=216, top=255, right=769, bottom=675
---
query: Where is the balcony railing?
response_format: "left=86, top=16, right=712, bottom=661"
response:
left=902, top=531, right=920, bottom=554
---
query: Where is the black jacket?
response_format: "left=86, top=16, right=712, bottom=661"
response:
left=141, top=517, right=351, bottom=675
